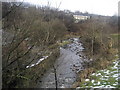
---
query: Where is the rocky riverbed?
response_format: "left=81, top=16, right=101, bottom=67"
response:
left=37, top=38, right=89, bottom=88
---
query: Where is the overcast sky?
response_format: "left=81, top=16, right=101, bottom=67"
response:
left=23, top=0, right=119, bottom=16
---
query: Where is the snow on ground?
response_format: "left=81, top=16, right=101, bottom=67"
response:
left=26, top=56, right=49, bottom=68
left=77, top=57, right=119, bottom=88
left=26, top=52, right=52, bottom=68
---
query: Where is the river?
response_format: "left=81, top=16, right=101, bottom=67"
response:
left=37, top=38, right=88, bottom=88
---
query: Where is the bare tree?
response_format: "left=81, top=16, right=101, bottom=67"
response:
left=2, top=1, right=68, bottom=88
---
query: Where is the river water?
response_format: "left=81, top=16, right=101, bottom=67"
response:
left=37, top=38, right=88, bottom=88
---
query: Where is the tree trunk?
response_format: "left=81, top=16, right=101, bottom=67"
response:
left=53, top=66, right=58, bottom=90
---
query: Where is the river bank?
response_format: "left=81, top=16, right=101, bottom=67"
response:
left=76, top=55, right=119, bottom=88
left=36, top=37, right=118, bottom=88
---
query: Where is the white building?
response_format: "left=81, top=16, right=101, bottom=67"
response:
left=73, top=15, right=90, bottom=23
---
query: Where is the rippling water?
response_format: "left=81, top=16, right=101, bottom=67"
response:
left=37, top=38, right=88, bottom=88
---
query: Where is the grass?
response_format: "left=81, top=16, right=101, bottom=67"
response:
left=72, top=33, right=119, bottom=88
left=58, top=40, right=71, bottom=47
left=111, top=33, right=120, bottom=37
left=77, top=56, right=119, bottom=88
left=110, top=33, right=119, bottom=49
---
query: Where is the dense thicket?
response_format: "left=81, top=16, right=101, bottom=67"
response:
left=2, top=2, right=68, bottom=88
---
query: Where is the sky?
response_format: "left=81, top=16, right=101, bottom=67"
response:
left=23, top=0, right=119, bottom=16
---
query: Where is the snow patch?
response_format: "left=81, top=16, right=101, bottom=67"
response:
left=26, top=56, right=49, bottom=68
